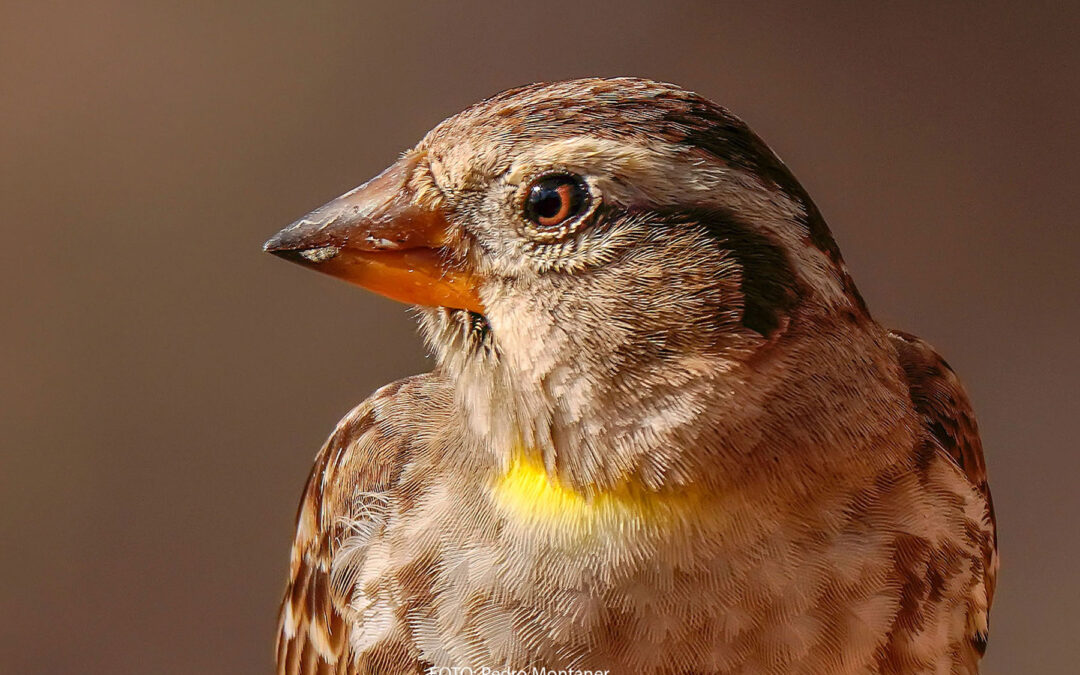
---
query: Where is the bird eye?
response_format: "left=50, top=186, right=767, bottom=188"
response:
left=523, top=174, right=590, bottom=228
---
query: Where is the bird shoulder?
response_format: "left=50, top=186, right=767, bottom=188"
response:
left=889, top=329, right=997, bottom=657
left=276, top=375, right=431, bottom=675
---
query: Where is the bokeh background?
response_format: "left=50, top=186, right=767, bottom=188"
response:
left=2, top=2, right=1077, bottom=673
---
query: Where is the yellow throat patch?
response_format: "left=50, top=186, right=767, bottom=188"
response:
left=490, top=450, right=703, bottom=537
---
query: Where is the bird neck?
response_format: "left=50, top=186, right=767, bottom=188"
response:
left=446, top=339, right=740, bottom=496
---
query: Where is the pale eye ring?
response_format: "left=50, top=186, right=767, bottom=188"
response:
left=523, top=174, right=590, bottom=228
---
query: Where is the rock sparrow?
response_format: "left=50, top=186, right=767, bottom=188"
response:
left=264, top=78, right=996, bottom=674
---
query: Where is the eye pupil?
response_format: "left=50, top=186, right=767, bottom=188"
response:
left=525, top=175, right=588, bottom=228
left=535, top=190, right=563, bottom=219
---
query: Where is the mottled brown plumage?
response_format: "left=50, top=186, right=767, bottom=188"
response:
left=267, top=78, right=996, bottom=674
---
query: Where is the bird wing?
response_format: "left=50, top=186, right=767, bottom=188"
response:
left=275, top=378, right=418, bottom=675
left=889, top=331, right=998, bottom=624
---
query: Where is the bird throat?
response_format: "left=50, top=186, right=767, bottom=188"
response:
left=490, top=447, right=705, bottom=537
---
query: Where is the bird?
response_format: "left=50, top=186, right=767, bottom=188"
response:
left=263, top=77, right=996, bottom=675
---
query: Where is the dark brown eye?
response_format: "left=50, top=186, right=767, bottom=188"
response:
left=524, top=174, right=589, bottom=228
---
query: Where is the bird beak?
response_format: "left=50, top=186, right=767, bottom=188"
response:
left=263, top=152, right=483, bottom=313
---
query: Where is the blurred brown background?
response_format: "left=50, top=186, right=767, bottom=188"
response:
left=2, top=2, right=1077, bottom=673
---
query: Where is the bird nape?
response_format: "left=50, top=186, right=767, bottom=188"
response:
left=265, top=77, right=996, bottom=675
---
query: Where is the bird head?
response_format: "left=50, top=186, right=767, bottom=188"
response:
left=265, top=78, right=872, bottom=492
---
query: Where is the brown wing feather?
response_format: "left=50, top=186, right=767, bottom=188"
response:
left=275, top=380, right=415, bottom=675
left=889, top=330, right=998, bottom=619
